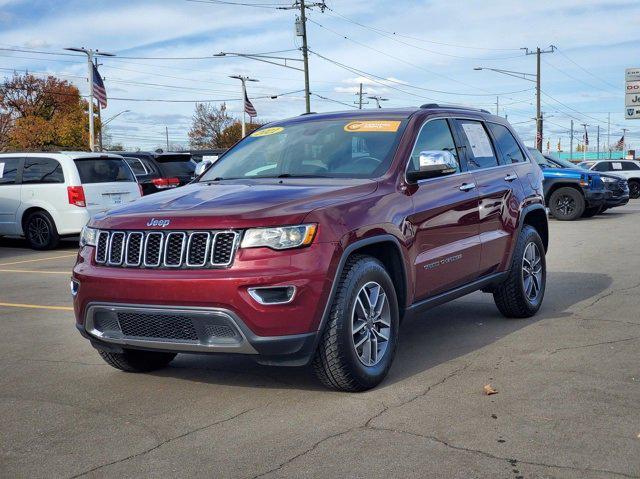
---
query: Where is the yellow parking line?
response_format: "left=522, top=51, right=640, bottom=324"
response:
left=0, top=253, right=76, bottom=266
left=0, top=269, right=69, bottom=275
left=0, top=302, right=73, bottom=311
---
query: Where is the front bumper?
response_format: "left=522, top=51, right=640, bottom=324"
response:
left=583, top=188, right=607, bottom=208
left=72, top=241, right=340, bottom=365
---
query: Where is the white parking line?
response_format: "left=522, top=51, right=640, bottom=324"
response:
left=0, top=253, right=76, bottom=266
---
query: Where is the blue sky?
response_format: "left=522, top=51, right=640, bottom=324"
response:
left=0, top=0, right=638, bottom=152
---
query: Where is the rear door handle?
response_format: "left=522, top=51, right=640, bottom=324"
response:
left=504, top=174, right=518, bottom=182
left=459, top=182, right=476, bottom=192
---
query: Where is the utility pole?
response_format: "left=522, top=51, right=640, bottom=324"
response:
left=298, top=0, right=311, bottom=114
left=165, top=126, right=169, bottom=151
left=581, top=123, right=588, bottom=162
left=229, top=75, right=259, bottom=137
left=622, top=128, right=628, bottom=157
left=355, top=83, right=368, bottom=109
left=65, top=47, right=115, bottom=152
left=523, top=45, right=556, bottom=152
left=608, top=112, right=611, bottom=159
left=570, top=120, right=574, bottom=162
left=597, top=125, right=600, bottom=160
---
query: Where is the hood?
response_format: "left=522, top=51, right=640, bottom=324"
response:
left=91, top=178, right=378, bottom=230
left=541, top=167, right=590, bottom=179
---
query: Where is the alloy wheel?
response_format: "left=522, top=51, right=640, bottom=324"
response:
left=28, top=217, right=50, bottom=247
left=555, top=194, right=575, bottom=217
left=351, top=281, right=391, bottom=367
left=522, top=242, right=543, bottom=303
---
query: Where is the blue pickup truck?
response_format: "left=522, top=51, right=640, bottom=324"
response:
left=527, top=147, right=606, bottom=220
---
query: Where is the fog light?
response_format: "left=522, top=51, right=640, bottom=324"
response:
left=70, top=279, right=80, bottom=297
left=248, top=286, right=296, bottom=305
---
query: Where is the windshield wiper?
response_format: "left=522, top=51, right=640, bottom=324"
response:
left=275, top=173, right=327, bottom=178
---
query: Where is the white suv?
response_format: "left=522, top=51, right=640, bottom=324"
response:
left=0, top=152, right=141, bottom=249
left=578, top=159, right=640, bottom=199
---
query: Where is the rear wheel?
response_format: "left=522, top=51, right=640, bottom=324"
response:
left=493, top=225, right=546, bottom=318
left=628, top=180, right=640, bottom=199
left=24, top=211, right=59, bottom=250
left=582, top=205, right=602, bottom=218
left=312, top=255, right=399, bottom=392
left=98, top=349, right=176, bottom=372
left=549, top=187, right=585, bottom=221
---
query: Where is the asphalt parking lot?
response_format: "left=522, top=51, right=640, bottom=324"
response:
left=1, top=204, right=639, bottom=479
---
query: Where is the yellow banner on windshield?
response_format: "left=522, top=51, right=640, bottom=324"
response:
left=344, top=120, right=401, bottom=133
left=251, top=127, right=284, bottom=137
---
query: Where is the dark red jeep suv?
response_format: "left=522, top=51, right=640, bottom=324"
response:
left=73, top=104, right=548, bottom=391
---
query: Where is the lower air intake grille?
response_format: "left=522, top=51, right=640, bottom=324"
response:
left=117, top=312, right=198, bottom=341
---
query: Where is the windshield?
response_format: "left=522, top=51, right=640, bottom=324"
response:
left=200, top=119, right=406, bottom=181
left=578, top=161, right=595, bottom=170
left=527, top=148, right=558, bottom=168
left=74, top=158, right=136, bottom=183
left=548, top=156, right=578, bottom=169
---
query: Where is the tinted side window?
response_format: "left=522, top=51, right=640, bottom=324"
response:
left=457, top=120, right=498, bottom=170
left=0, top=157, right=20, bottom=185
left=124, top=158, right=147, bottom=175
left=408, top=119, right=460, bottom=174
left=594, top=162, right=610, bottom=172
left=621, top=162, right=640, bottom=171
left=487, top=123, right=525, bottom=164
left=22, top=157, right=64, bottom=184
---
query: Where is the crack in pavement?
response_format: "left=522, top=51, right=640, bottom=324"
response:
left=367, top=426, right=638, bottom=479
left=580, top=282, right=640, bottom=311
left=68, top=406, right=259, bottom=479
left=550, top=336, right=640, bottom=354
left=249, top=363, right=470, bottom=479
left=579, top=317, right=640, bottom=327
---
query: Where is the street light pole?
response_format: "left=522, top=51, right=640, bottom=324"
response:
left=230, top=75, right=259, bottom=138
left=367, top=95, right=389, bottom=109
left=65, top=47, right=115, bottom=152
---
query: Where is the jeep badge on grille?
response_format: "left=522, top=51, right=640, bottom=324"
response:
left=147, top=218, right=171, bottom=227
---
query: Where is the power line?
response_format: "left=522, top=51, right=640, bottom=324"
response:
left=185, top=0, right=292, bottom=9
left=311, top=92, right=357, bottom=109
left=555, top=47, right=619, bottom=91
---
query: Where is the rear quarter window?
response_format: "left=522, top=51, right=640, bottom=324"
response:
left=74, top=158, right=136, bottom=184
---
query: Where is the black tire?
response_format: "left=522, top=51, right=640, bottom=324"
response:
left=582, top=205, right=602, bottom=218
left=548, top=187, right=585, bottom=221
left=312, top=255, right=399, bottom=392
left=24, top=210, right=59, bottom=250
left=493, top=225, right=546, bottom=318
left=628, top=180, right=640, bottom=199
left=97, top=348, right=176, bottom=372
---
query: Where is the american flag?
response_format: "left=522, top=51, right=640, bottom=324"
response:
left=92, top=64, right=107, bottom=109
left=615, top=135, right=625, bottom=150
left=244, top=90, right=257, bottom=118
left=583, top=126, right=589, bottom=146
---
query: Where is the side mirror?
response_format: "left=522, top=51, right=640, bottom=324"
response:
left=195, top=159, right=213, bottom=177
left=407, top=150, right=458, bottom=182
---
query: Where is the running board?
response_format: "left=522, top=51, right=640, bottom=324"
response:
left=405, top=272, right=508, bottom=319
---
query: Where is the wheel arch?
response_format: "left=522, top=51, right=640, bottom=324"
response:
left=544, top=180, right=584, bottom=204
left=519, top=205, right=549, bottom=252
left=20, top=206, right=53, bottom=236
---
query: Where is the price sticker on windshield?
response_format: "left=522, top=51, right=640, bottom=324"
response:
left=251, top=127, right=284, bottom=137
left=344, top=121, right=401, bottom=133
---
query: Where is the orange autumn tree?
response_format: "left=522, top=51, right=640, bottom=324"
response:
left=0, top=72, right=99, bottom=151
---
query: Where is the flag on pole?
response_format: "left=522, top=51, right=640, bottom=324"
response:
left=615, top=135, right=625, bottom=150
left=92, top=64, right=107, bottom=109
left=557, top=138, right=561, bottom=151
left=244, top=90, right=257, bottom=118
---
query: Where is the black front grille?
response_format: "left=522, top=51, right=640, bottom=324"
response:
left=94, top=230, right=239, bottom=269
left=117, top=312, right=198, bottom=341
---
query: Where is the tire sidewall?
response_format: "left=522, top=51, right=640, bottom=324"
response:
left=629, top=180, right=640, bottom=199
left=518, top=226, right=546, bottom=312
left=549, top=187, right=585, bottom=221
left=337, top=259, right=399, bottom=389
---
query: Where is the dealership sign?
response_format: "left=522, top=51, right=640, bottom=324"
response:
left=626, top=68, right=640, bottom=119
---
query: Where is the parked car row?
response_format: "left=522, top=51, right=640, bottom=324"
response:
left=527, top=147, right=635, bottom=221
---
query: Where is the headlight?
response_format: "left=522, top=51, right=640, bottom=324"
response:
left=80, top=226, right=98, bottom=247
left=241, top=224, right=317, bottom=250
left=601, top=176, right=616, bottom=183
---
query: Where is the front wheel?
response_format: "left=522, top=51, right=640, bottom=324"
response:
left=493, top=225, right=546, bottom=318
left=628, top=180, right=640, bottom=199
left=312, top=255, right=399, bottom=392
left=548, top=187, right=585, bottom=221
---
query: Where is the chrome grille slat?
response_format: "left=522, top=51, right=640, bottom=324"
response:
left=94, top=230, right=239, bottom=269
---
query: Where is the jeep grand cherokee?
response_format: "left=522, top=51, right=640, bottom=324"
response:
left=72, top=105, right=548, bottom=391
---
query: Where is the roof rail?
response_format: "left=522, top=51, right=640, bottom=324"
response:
left=420, top=103, right=491, bottom=114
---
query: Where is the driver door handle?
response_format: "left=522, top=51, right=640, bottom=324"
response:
left=504, top=174, right=518, bottom=182
left=459, top=182, right=476, bottom=192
